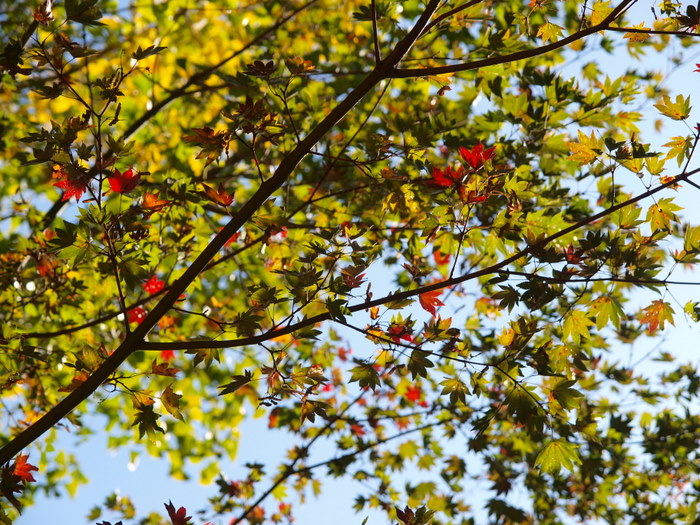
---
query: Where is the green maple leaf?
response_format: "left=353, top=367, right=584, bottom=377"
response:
left=534, top=440, right=581, bottom=474
left=537, top=23, right=563, bottom=43
left=562, top=309, right=594, bottom=344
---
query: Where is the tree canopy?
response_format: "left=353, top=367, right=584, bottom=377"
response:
left=2, top=0, right=700, bottom=523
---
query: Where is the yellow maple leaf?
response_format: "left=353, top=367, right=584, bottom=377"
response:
left=566, top=130, right=601, bottom=165
left=623, top=24, right=650, bottom=42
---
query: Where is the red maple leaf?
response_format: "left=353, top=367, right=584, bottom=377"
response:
left=341, top=270, right=366, bottom=288
left=164, top=501, right=192, bottom=525
left=433, top=250, right=451, bottom=265
left=387, top=324, right=413, bottom=343
left=144, top=275, right=165, bottom=294
left=13, top=455, right=38, bottom=483
left=128, top=306, right=147, bottom=324
left=458, top=186, right=489, bottom=204
left=419, top=288, right=445, bottom=317
left=459, top=143, right=495, bottom=170
left=159, top=349, right=176, bottom=361
left=108, top=168, right=141, bottom=194
left=350, top=423, right=366, bottom=436
left=564, top=244, right=584, bottom=264
left=272, top=226, right=288, bottom=239
left=36, top=253, right=58, bottom=277
left=431, top=165, right=464, bottom=187
left=404, top=385, right=422, bottom=403
left=52, top=165, right=88, bottom=202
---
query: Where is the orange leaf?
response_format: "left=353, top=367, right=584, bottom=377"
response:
left=13, top=455, right=38, bottom=483
left=419, top=288, right=445, bottom=317
left=639, top=300, right=675, bottom=334
left=142, top=192, right=170, bottom=213
left=202, top=183, right=234, bottom=206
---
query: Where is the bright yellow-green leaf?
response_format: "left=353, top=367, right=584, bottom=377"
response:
left=588, top=296, right=623, bottom=330
left=654, top=94, right=691, bottom=121
left=563, top=309, right=594, bottom=344
left=646, top=197, right=682, bottom=231
left=534, top=440, right=582, bottom=474
left=662, top=135, right=692, bottom=167
left=590, top=0, right=613, bottom=25
left=566, top=130, right=601, bottom=164
left=623, top=24, right=651, bottom=42
left=537, top=22, right=563, bottom=43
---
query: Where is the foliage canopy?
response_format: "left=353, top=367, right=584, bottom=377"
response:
left=2, top=0, right=700, bottom=523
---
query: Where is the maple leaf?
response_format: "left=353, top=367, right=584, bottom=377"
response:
left=152, top=360, right=179, bottom=377
left=32, top=1, right=54, bottom=25
left=537, top=22, right=563, bottom=43
left=36, top=253, right=58, bottom=277
left=350, top=423, right=366, bottom=436
left=433, top=250, right=451, bottom=265
left=268, top=407, right=280, bottom=428
left=144, top=275, right=165, bottom=294
left=458, top=186, right=489, bottom=204
left=161, top=384, right=184, bottom=420
left=431, top=165, right=464, bottom=187
left=341, top=269, right=366, bottom=288
left=459, top=143, right=495, bottom=170
left=13, top=455, right=38, bottom=483
left=159, top=349, right=175, bottom=361
left=564, top=244, right=584, bottom=264
left=387, top=324, right=413, bottom=343
left=182, top=126, right=231, bottom=166
left=108, top=167, right=141, bottom=193
left=566, top=130, right=601, bottom=165
left=165, top=501, right=192, bottom=525
left=419, top=289, right=445, bottom=317
left=285, top=56, right=315, bottom=75
left=202, top=182, right=234, bottom=206
left=142, top=192, right=170, bottom=213
left=654, top=94, right=692, bottom=121
left=622, top=23, right=651, bottom=42
left=52, top=165, right=88, bottom=201
left=405, top=385, right=422, bottom=403
left=128, top=306, right=147, bottom=324
left=639, top=300, right=675, bottom=335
